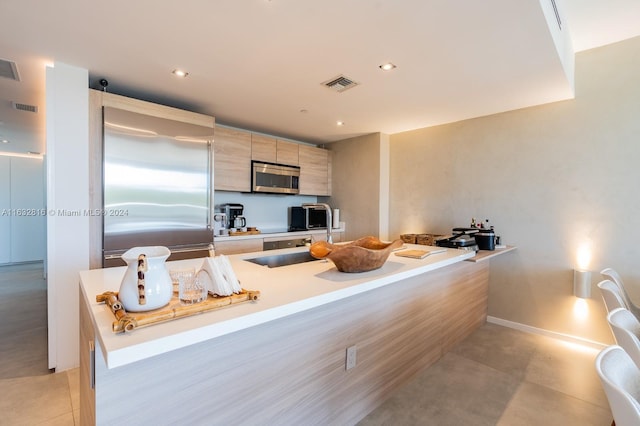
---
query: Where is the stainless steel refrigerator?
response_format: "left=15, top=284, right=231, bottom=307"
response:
left=102, top=107, right=214, bottom=267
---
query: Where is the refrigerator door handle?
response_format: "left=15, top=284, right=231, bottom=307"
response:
left=207, top=139, right=213, bottom=230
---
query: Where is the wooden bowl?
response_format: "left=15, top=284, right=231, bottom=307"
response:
left=309, top=236, right=404, bottom=273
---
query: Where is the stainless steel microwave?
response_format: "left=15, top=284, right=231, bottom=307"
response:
left=252, top=161, right=300, bottom=194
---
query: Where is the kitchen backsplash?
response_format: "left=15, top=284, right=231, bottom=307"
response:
left=214, top=191, right=318, bottom=233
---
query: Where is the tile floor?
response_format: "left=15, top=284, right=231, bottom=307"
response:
left=0, top=263, right=613, bottom=425
left=359, top=323, right=613, bottom=425
left=0, top=263, right=80, bottom=425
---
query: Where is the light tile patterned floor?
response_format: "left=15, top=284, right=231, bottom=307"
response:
left=1, top=263, right=612, bottom=425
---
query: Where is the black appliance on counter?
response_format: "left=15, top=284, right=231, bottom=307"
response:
left=222, top=203, right=244, bottom=229
left=436, top=228, right=479, bottom=251
left=436, top=227, right=495, bottom=251
left=289, top=206, right=328, bottom=231
left=474, top=229, right=496, bottom=250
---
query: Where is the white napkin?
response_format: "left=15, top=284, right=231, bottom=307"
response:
left=199, top=255, right=242, bottom=296
left=216, top=255, right=242, bottom=293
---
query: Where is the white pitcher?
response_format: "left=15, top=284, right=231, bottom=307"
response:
left=119, top=246, right=173, bottom=312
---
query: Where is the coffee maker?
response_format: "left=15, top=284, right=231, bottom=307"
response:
left=213, top=212, right=228, bottom=236
left=222, top=203, right=244, bottom=229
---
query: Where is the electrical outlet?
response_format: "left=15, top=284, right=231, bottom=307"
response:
left=346, top=345, right=357, bottom=370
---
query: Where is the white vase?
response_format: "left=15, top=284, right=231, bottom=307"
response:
left=119, top=246, right=173, bottom=312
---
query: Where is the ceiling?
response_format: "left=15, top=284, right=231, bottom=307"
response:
left=1, top=0, right=639, bottom=155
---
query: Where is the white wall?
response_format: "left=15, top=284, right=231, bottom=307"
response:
left=46, top=62, right=90, bottom=371
left=327, top=133, right=385, bottom=240
left=378, top=134, right=390, bottom=241
left=10, top=156, right=45, bottom=262
left=0, top=156, right=10, bottom=263
left=388, top=36, right=640, bottom=344
left=0, top=155, right=46, bottom=264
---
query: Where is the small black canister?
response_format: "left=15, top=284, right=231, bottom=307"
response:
left=475, top=230, right=495, bottom=250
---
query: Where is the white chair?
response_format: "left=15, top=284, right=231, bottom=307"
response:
left=608, top=308, right=640, bottom=369
left=599, top=279, right=629, bottom=314
left=601, top=268, right=640, bottom=320
left=596, top=345, right=640, bottom=426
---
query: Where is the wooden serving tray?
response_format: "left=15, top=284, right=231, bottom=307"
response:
left=229, top=230, right=261, bottom=236
left=96, top=289, right=260, bottom=334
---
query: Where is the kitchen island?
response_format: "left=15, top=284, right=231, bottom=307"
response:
left=80, top=244, right=488, bottom=425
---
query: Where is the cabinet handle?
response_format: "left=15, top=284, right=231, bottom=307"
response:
left=89, top=340, right=95, bottom=389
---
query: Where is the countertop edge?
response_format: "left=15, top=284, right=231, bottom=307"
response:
left=466, top=245, right=517, bottom=262
left=82, top=247, right=474, bottom=369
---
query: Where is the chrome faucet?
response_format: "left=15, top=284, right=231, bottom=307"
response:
left=302, top=203, right=333, bottom=243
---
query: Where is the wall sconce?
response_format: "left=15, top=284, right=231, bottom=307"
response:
left=574, top=269, right=591, bottom=298
left=574, top=243, right=592, bottom=298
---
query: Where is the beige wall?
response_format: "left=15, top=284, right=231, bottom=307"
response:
left=326, top=133, right=385, bottom=241
left=388, top=36, right=640, bottom=344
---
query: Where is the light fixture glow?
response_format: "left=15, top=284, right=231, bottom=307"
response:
left=379, top=62, right=397, bottom=71
left=172, top=69, right=189, bottom=78
left=337, top=121, right=345, bottom=126
left=573, top=240, right=592, bottom=298
left=576, top=243, right=592, bottom=270
left=1, top=139, right=8, bottom=144
left=573, top=298, right=589, bottom=320
left=0, top=151, right=44, bottom=159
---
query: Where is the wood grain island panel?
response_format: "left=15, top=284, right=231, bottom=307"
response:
left=80, top=247, right=488, bottom=424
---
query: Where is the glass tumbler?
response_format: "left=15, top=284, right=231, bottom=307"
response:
left=169, top=268, right=195, bottom=295
left=178, top=273, right=207, bottom=305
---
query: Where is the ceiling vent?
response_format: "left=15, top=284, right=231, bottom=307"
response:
left=12, top=102, right=38, bottom=113
left=0, top=59, right=20, bottom=81
left=322, top=75, right=359, bottom=93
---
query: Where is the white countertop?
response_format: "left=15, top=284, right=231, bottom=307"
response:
left=80, top=244, right=474, bottom=369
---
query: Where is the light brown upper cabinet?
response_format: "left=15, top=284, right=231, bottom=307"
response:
left=251, top=134, right=277, bottom=163
left=214, top=126, right=330, bottom=195
left=214, top=127, right=252, bottom=192
left=276, top=140, right=299, bottom=166
left=299, top=145, right=330, bottom=196
left=251, top=135, right=299, bottom=166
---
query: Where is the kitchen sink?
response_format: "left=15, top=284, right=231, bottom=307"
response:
left=245, top=251, right=320, bottom=268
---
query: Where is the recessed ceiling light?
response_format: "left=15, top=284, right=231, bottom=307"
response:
left=379, top=62, right=397, bottom=71
left=1, top=139, right=9, bottom=144
left=172, top=69, right=189, bottom=78
left=337, top=121, right=345, bottom=126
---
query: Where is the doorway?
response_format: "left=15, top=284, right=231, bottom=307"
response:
left=0, top=153, right=48, bottom=376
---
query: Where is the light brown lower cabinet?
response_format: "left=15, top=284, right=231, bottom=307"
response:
left=80, top=260, right=488, bottom=424
left=311, top=231, right=344, bottom=243
left=213, top=239, right=263, bottom=255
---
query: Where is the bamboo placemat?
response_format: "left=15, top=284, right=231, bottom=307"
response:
left=96, top=289, right=260, bottom=333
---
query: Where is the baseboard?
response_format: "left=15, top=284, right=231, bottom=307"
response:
left=486, top=316, right=607, bottom=351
